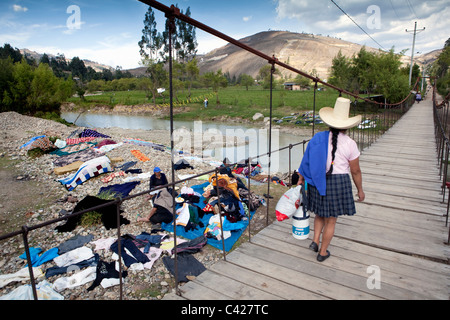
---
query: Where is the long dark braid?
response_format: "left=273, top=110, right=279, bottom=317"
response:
left=327, top=127, right=340, bottom=175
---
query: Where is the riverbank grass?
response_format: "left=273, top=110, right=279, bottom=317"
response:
left=68, top=87, right=341, bottom=122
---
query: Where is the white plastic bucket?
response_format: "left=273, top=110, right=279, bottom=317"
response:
left=292, top=206, right=310, bottom=240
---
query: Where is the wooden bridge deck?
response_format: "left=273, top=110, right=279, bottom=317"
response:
left=165, top=97, right=449, bottom=301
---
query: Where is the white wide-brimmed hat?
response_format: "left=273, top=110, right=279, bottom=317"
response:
left=319, top=97, right=362, bottom=129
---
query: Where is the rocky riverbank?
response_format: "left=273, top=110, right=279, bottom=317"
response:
left=0, top=111, right=288, bottom=300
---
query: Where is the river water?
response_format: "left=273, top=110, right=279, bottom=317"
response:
left=61, top=112, right=310, bottom=173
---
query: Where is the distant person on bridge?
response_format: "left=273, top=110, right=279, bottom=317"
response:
left=297, top=97, right=365, bottom=262
left=416, top=92, right=422, bottom=103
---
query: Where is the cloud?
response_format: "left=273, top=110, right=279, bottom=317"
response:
left=243, top=16, right=252, bottom=22
left=12, top=5, right=28, bottom=12
left=274, top=0, right=449, bottom=52
left=64, top=42, right=142, bottom=69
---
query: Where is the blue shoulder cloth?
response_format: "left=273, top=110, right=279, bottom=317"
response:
left=298, top=131, right=329, bottom=196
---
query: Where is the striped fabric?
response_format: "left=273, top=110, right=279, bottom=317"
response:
left=79, top=129, right=110, bottom=138
left=66, top=137, right=97, bottom=145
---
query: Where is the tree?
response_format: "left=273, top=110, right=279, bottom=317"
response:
left=68, top=56, right=87, bottom=80
left=0, top=57, right=15, bottom=111
left=295, top=74, right=311, bottom=89
left=329, top=47, right=410, bottom=102
left=50, top=54, right=69, bottom=78
left=40, top=53, right=50, bottom=65
left=203, top=69, right=228, bottom=104
left=157, top=5, right=197, bottom=62
left=328, top=50, right=355, bottom=91
left=257, top=65, right=281, bottom=89
left=185, top=58, right=199, bottom=98
left=432, top=38, right=450, bottom=96
left=141, top=60, right=167, bottom=105
left=10, top=59, right=34, bottom=113
left=239, top=74, right=254, bottom=91
left=138, top=7, right=162, bottom=61
left=175, top=6, right=197, bottom=62
left=0, top=43, right=23, bottom=63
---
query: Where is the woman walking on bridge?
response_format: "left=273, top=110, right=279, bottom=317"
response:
left=298, top=97, right=365, bottom=262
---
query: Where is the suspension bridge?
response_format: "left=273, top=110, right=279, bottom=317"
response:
left=164, top=94, right=449, bottom=300
left=1, top=0, right=448, bottom=302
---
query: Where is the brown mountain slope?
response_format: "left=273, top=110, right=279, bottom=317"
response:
left=197, top=30, right=440, bottom=81
left=198, top=30, right=381, bottom=80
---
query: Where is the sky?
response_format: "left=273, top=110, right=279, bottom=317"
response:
left=0, top=0, right=448, bottom=70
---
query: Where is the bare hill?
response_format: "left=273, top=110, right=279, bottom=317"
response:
left=197, top=30, right=440, bottom=81
left=20, top=48, right=112, bottom=72
left=198, top=31, right=380, bottom=80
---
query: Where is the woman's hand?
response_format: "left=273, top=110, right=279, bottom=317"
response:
left=297, top=174, right=305, bottom=186
left=356, top=189, right=365, bottom=202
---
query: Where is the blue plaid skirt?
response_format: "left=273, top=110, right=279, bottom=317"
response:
left=305, top=174, right=356, bottom=218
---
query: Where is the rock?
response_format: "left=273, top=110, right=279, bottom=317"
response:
left=252, top=113, right=264, bottom=121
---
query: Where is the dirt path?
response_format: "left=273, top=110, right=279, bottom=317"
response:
left=0, top=153, right=59, bottom=235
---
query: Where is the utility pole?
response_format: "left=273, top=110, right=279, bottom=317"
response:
left=406, top=21, right=425, bottom=87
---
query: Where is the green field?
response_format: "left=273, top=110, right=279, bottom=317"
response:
left=68, top=86, right=343, bottom=123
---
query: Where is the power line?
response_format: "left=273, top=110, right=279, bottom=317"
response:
left=405, top=0, right=419, bottom=20
left=329, top=0, right=386, bottom=51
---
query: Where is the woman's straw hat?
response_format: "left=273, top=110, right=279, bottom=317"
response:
left=319, top=97, right=362, bottom=129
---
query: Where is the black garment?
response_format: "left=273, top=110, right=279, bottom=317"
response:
left=150, top=204, right=173, bottom=224
left=173, top=159, right=194, bottom=170
left=87, top=259, right=128, bottom=291
left=98, top=181, right=141, bottom=198
left=55, top=196, right=130, bottom=232
left=125, top=169, right=143, bottom=174
left=162, top=254, right=206, bottom=283
left=149, top=172, right=168, bottom=190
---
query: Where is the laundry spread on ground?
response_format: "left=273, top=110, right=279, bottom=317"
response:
left=58, top=156, right=112, bottom=191
left=3, top=125, right=290, bottom=300
left=161, top=180, right=262, bottom=252
left=130, top=149, right=150, bottom=162
left=123, top=138, right=166, bottom=152
left=19, top=135, right=54, bottom=151
left=79, top=129, right=110, bottom=138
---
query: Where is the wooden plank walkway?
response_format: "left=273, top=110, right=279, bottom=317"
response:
left=165, top=96, right=450, bottom=300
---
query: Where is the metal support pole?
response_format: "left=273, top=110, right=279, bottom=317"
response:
left=21, top=226, right=38, bottom=300
left=115, top=198, right=123, bottom=300
left=266, top=60, right=275, bottom=226
left=247, top=157, right=252, bottom=242
left=312, top=81, right=317, bottom=136
left=166, top=8, right=180, bottom=294
left=214, top=168, right=227, bottom=260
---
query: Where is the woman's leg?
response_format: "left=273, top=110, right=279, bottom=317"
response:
left=312, top=215, right=324, bottom=245
left=319, top=217, right=337, bottom=256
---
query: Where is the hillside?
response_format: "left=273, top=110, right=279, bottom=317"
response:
left=19, top=31, right=441, bottom=80
left=20, top=48, right=112, bottom=72
left=197, top=30, right=440, bottom=81
left=198, top=31, right=380, bottom=80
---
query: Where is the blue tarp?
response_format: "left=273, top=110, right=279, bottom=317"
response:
left=161, top=182, right=255, bottom=252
